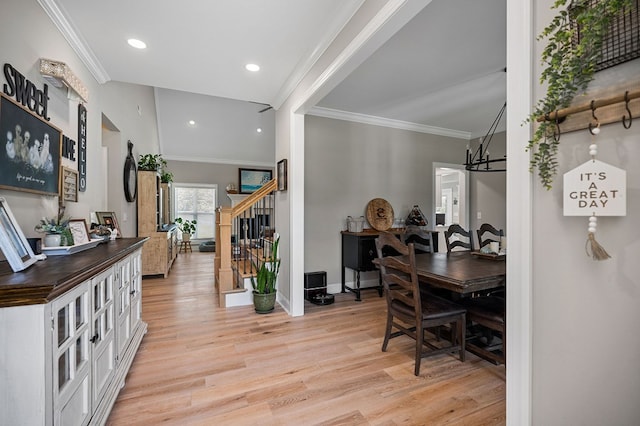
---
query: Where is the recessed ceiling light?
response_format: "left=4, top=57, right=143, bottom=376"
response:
left=256, top=127, right=262, bottom=133
left=188, top=120, right=196, bottom=126
left=245, top=63, right=260, bottom=72
left=127, top=38, right=147, bottom=49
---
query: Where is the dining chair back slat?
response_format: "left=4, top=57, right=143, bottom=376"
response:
left=476, top=223, right=504, bottom=249
left=402, top=225, right=433, bottom=253
left=444, top=224, right=474, bottom=252
left=375, top=232, right=466, bottom=376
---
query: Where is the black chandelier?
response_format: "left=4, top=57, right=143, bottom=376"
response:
left=464, top=101, right=506, bottom=172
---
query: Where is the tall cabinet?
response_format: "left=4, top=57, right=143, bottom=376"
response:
left=137, top=171, right=178, bottom=277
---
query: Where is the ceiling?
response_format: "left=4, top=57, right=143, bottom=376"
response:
left=41, top=0, right=506, bottom=160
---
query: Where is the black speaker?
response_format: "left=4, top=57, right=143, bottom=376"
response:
left=304, top=271, right=328, bottom=302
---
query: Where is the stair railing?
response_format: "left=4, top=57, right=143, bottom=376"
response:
left=215, top=179, right=277, bottom=306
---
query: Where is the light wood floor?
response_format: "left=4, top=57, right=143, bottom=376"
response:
left=107, top=252, right=505, bottom=425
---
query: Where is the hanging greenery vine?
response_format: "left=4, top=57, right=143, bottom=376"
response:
left=525, top=0, right=633, bottom=190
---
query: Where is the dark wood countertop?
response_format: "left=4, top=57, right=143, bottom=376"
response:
left=0, top=238, right=148, bottom=308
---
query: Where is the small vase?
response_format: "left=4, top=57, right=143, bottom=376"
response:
left=43, top=233, right=61, bottom=247
left=182, top=233, right=191, bottom=242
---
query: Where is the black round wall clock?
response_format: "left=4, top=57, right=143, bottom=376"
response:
left=123, top=140, right=137, bottom=202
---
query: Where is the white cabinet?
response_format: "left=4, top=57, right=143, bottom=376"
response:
left=52, top=282, right=92, bottom=426
left=0, top=246, right=146, bottom=425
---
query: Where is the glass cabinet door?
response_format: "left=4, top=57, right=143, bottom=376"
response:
left=115, top=257, right=131, bottom=360
left=52, top=282, right=91, bottom=426
left=90, top=267, right=115, bottom=409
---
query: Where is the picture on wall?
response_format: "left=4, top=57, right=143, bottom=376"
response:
left=277, top=159, right=287, bottom=191
left=0, top=94, right=61, bottom=195
left=239, top=168, right=272, bottom=194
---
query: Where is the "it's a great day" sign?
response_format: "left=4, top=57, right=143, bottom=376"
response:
left=563, top=159, right=626, bottom=216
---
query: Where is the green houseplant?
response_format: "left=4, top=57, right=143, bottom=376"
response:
left=251, top=236, right=280, bottom=313
left=137, top=153, right=166, bottom=171
left=525, top=0, right=633, bottom=189
left=34, top=207, right=73, bottom=246
left=174, top=217, right=197, bottom=241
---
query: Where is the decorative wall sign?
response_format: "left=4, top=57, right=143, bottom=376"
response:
left=563, top=159, right=626, bottom=216
left=2, top=63, right=50, bottom=121
left=78, top=103, right=87, bottom=192
left=0, top=94, right=61, bottom=195
left=61, top=166, right=78, bottom=203
left=563, top=122, right=627, bottom=260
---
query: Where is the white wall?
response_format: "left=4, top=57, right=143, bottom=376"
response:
left=0, top=0, right=160, bottom=241
left=531, top=1, right=640, bottom=423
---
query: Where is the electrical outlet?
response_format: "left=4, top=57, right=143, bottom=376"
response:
left=477, top=211, right=482, bottom=220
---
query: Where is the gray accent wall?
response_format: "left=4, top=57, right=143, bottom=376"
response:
left=531, top=2, right=640, bottom=423
left=304, top=115, right=506, bottom=290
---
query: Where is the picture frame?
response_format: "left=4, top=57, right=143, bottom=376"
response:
left=239, top=168, right=272, bottom=194
left=68, top=219, right=90, bottom=245
left=0, top=94, right=62, bottom=195
left=277, top=159, right=287, bottom=191
left=95, top=211, right=120, bottom=237
left=61, top=167, right=78, bottom=203
left=0, top=196, right=37, bottom=272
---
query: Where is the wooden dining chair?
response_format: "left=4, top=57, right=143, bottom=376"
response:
left=444, top=224, right=474, bottom=252
left=402, top=225, right=433, bottom=254
left=375, top=232, right=466, bottom=376
left=476, top=223, right=504, bottom=250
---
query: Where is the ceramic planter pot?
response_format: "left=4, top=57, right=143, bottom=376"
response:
left=182, top=233, right=191, bottom=242
left=43, top=233, right=61, bottom=247
left=253, top=291, right=276, bottom=313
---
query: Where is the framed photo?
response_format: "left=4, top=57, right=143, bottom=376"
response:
left=0, top=94, right=62, bottom=195
left=68, top=219, right=90, bottom=245
left=0, top=196, right=37, bottom=272
left=239, top=168, right=272, bottom=194
left=95, top=211, right=120, bottom=237
left=61, top=167, right=78, bottom=203
left=277, top=159, right=287, bottom=191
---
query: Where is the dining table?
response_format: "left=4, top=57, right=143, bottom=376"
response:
left=412, top=251, right=506, bottom=295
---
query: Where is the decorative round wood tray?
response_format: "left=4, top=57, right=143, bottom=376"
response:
left=366, top=198, right=394, bottom=231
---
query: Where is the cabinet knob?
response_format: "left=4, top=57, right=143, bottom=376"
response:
left=90, top=333, right=100, bottom=344
left=130, top=290, right=136, bottom=296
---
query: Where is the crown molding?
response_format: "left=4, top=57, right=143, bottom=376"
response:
left=308, top=106, right=471, bottom=140
left=38, top=0, right=110, bottom=84
left=162, top=155, right=274, bottom=168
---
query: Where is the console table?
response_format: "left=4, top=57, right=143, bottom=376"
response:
left=341, top=229, right=438, bottom=301
left=0, top=238, right=148, bottom=425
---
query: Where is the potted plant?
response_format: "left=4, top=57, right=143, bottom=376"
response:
left=251, top=236, right=280, bottom=313
left=160, top=170, right=173, bottom=183
left=174, top=217, right=197, bottom=241
left=34, top=207, right=73, bottom=247
left=525, top=0, right=633, bottom=189
left=137, top=153, right=167, bottom=171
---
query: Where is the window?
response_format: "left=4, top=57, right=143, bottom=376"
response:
left=173, top=184, right=217, bottom=240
